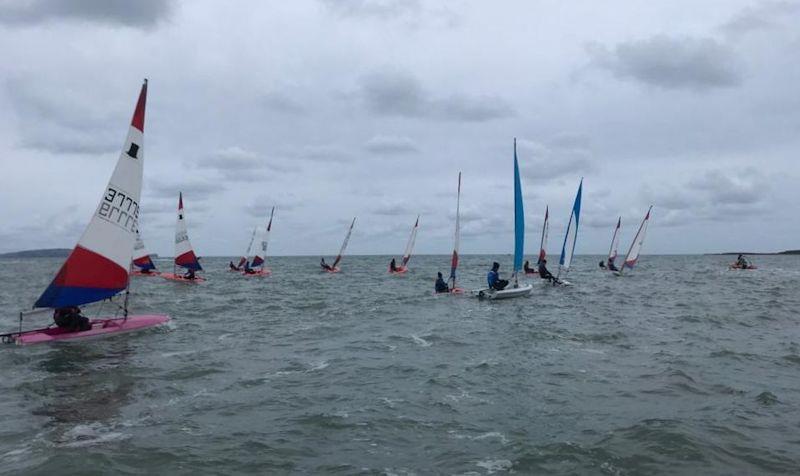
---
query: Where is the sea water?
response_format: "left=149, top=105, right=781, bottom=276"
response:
left=1, top=254, right=799, bottom=474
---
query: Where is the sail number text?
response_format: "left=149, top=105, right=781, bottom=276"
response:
left=98, top=186, right=139, bottom=232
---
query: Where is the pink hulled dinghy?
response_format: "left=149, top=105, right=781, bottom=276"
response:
left=14, top=315, right=169, bottom=345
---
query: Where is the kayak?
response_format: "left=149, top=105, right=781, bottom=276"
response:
left=132, top=270, right=161, bottom=277
left=161, top=273, right=206, bottom=283
left=242, top=269, right=271, bottom=277
left=8, top=315, right=170, bottom=345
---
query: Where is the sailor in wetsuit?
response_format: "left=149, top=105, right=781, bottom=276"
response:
left=229, top=261, right=240, bottom=271
left=53, top=306, right=91, bottom=332
left=607, top=257, right=619, bottom=272
left=487, top=262, right=509, bottom=291
left=183, top=268, right=196, bottom=280
left=243, top=260, right=256, bottom=274
left=524, top=260, right=536, bottom=274
left=599, top=260, right=606, bottom=269
left=537, top=259, right=560, bottom=284
left=435, top=272, right=449, bottom=293
left=320, top=258, right=333, bottom=271
left=389, top=258, right=399, bottom=272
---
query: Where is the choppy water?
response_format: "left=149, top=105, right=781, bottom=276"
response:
left=1, top=254, right=800, bottom=475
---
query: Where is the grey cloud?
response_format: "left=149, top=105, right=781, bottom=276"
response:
left=364, top=135, right=419, bottom=155
left=244, top=194, right=298, bottom=218
left=360, top=71, right=514, bottom=122
left=720, top=1, right=800, bottom=38
left=688, top=168, right=766, bottom=205
left=281, top=144, right=352, bottom=163
left=0, top=0, right=173, bottom=28
left=146, top=179, right=226, bottom=202
left=318, top=0, right=421, bottom=20
left=263, top=92, right=306, bottom=115
left=588, top=35, right=742, bottom=90
left=371, top=201, right=421, bottom=217
left=517, top=138, right=595, bottom=182
left=195, top=146, right=300, bottom=182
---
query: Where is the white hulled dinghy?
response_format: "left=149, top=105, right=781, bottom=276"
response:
left=2, top=80, right=170, bottom=345
left=475, top=139, right=533, bottom=300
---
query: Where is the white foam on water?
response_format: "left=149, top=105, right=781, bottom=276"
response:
left=411, top=334, right=431, bottom=347
left=307, top=360, right=329, bottom=372
left=475, top=459, right=513, bottom=473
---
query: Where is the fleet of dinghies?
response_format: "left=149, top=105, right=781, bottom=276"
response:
left=1, top=80, right=660, bottom=345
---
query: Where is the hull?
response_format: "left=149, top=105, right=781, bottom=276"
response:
left=132, top=270, right=161, bottom=277
left=323, top=267, right=340, bottom=274
left=243, top=268, right=271, bottom=277
left=729, top=264, right=757, bottom=270
left=389, top=266, right=408, bottom=274
left=13, top=314, right=170, bottom=345
left=474, top=284, right=533, bottom=300
left=161, top=273, right=206, bottom=283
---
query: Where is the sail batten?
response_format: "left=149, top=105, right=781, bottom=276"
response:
left=35, top=80, right=148, bottom=308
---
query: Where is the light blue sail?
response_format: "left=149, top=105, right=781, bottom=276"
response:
left=513, top=139, right=524, bottom=274
left=558, top=178, right=583, bottom=276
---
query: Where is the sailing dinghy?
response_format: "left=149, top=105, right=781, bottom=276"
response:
left=2, top=80, right=170, bottom=345
left=231, top=227, right=257, bottom=271
left=243, top=207, right=274, bottom=277
left=132, top=230, right=160, bottom=276
left=162, top=192, right=205, bottom=282
left=552, top=179, right=583, bottom=286
left=475, top=139, right=533, bottom=300
left=614, top=206, right=652, bottom=276
left=322, top=217, right=356, bottom=273
left=605, top=217, right=621, bottom=271
left=389, top=215, right=419, bottom=274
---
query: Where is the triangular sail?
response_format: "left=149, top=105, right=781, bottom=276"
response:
left=608, top=217, right=621, bottom=266
left=620, top=206, right=652, bottom=273
left=558, top=178, right=583, bottom=278
left=538, top=206, right=549, bottom=264
left=449, top=172, right=462, bottom=289
left=174, top=192, right=202, bottom=271
left=332, top=217, right=356, bottom=268
left=513, top=139, right=525, bottom=280
left=35, top=80, right=148, bottom=308
left=401, top=215, right=420, bottom=267
left=251, top=207, right=274, bottom=268
left=133, top=231, right=157, bottom=272
left=238, top=227, right=257, bottom=268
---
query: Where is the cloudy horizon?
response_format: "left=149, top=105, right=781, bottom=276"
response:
left=1, top=0, right=798, bottom=257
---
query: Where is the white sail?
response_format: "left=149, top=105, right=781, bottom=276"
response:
left=401, top=215, right=419, bottom=266
left=174, top=192, right=202, bottom=271
left=608, top=217, right=621, bottom=266
left=620, top=206, right=652, bottom=273
left=449, top=172, right=461, bottom=289
left=332, top=217, right=356, bottom=269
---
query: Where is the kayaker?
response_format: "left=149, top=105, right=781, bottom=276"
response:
left=487, top=262, right=509, bottom=291
left=53, top=306, right=91, bottom=332
left=320, top=258, right=333, bottom=271
left=389, top=258, right=399, bottom=272
left=537, top=258, right=560, bottom=284
left=435, top=272, right=449, bottom=293
left=524, top=260, right=536, bottom=274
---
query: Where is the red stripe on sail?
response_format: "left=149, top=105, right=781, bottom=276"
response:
left=252, top=256, right=264, bottom=267
left=176, top=250, right=199, bottom=267
left=53, top=246, right=129, bottom=289
left=131, top=79, right=147, bottom=132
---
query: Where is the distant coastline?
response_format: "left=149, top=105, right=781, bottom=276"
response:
left=714, top=250, right=800, bottom=256
left=0, top=248, right=71, bottom=258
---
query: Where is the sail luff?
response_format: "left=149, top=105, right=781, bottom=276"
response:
left=513, top=139, right=524, bottom=278
left=332, top=217, right=356, bottom=268
left=401, top=215, right=419, bottom=266
left=34, top=80, right=147, bottom=308
left=557, top=179, right=583, bottom=278
left=449, top=172, right=461, bottom=288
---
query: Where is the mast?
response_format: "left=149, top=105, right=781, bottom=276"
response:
left=449, top=172, right=461, bottom=289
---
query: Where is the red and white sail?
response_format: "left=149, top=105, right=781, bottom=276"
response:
left=621, top=207, right=653, bottom=273
left=332, top=217, right=356, bottom=269
left=238, top=227, right=257, bottom=268
left=133, top=230, right=157, bottom=272
left=35, top=80, right=148, bottom=308
left=538, top=206, right=549, bottom=263
left=174, top=192, right=202, bottom=271
left=251, top=206, right=274, bottom=268
left=608, top=217, right=621, bottom=267
left=401, top=215, right=419, bottom=267
left=448, top=172, right=461, bottom=289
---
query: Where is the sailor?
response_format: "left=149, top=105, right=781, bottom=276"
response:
left=435, top=272, right=449, bottom=293
left=487, top=262, right=509, bottom=291
left=390, top=258, right=399, bottom=272
left=607, top=257, right=619, bottom=272
left=736, top=254, right=750, bottom=268
left=53, top=306, right=91, bottom=332
left=243, top=261, right=256, bottom=274
left=229, top=261, right=240, bottom=271
left=599, top=260, right=606, bottom=269
left=183, top=268, right=196, bottom=280
left=524, top=260, right=536, bottom=274
left=537, top=258, right=560, bottom=284
left=320, top=258, right=333, bottom=271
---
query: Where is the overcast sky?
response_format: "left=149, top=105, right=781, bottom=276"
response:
left=1, top=0, right=798, bottom=256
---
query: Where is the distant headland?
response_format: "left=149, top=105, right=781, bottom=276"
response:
left=715, top=250, right=800, bottom=255
left=0, top=248, right=71, bottom=258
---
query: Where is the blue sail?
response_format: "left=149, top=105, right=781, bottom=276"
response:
left=513, top=140, right=524, bottom=274
left=558, top=179, right=583, bottom=274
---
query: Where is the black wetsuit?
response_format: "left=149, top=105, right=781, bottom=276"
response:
left=54, top=307, right=91, bottom=332
left=538, top=262, right=558, bottom=284
left=435, top=277, right=449, bottom=293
